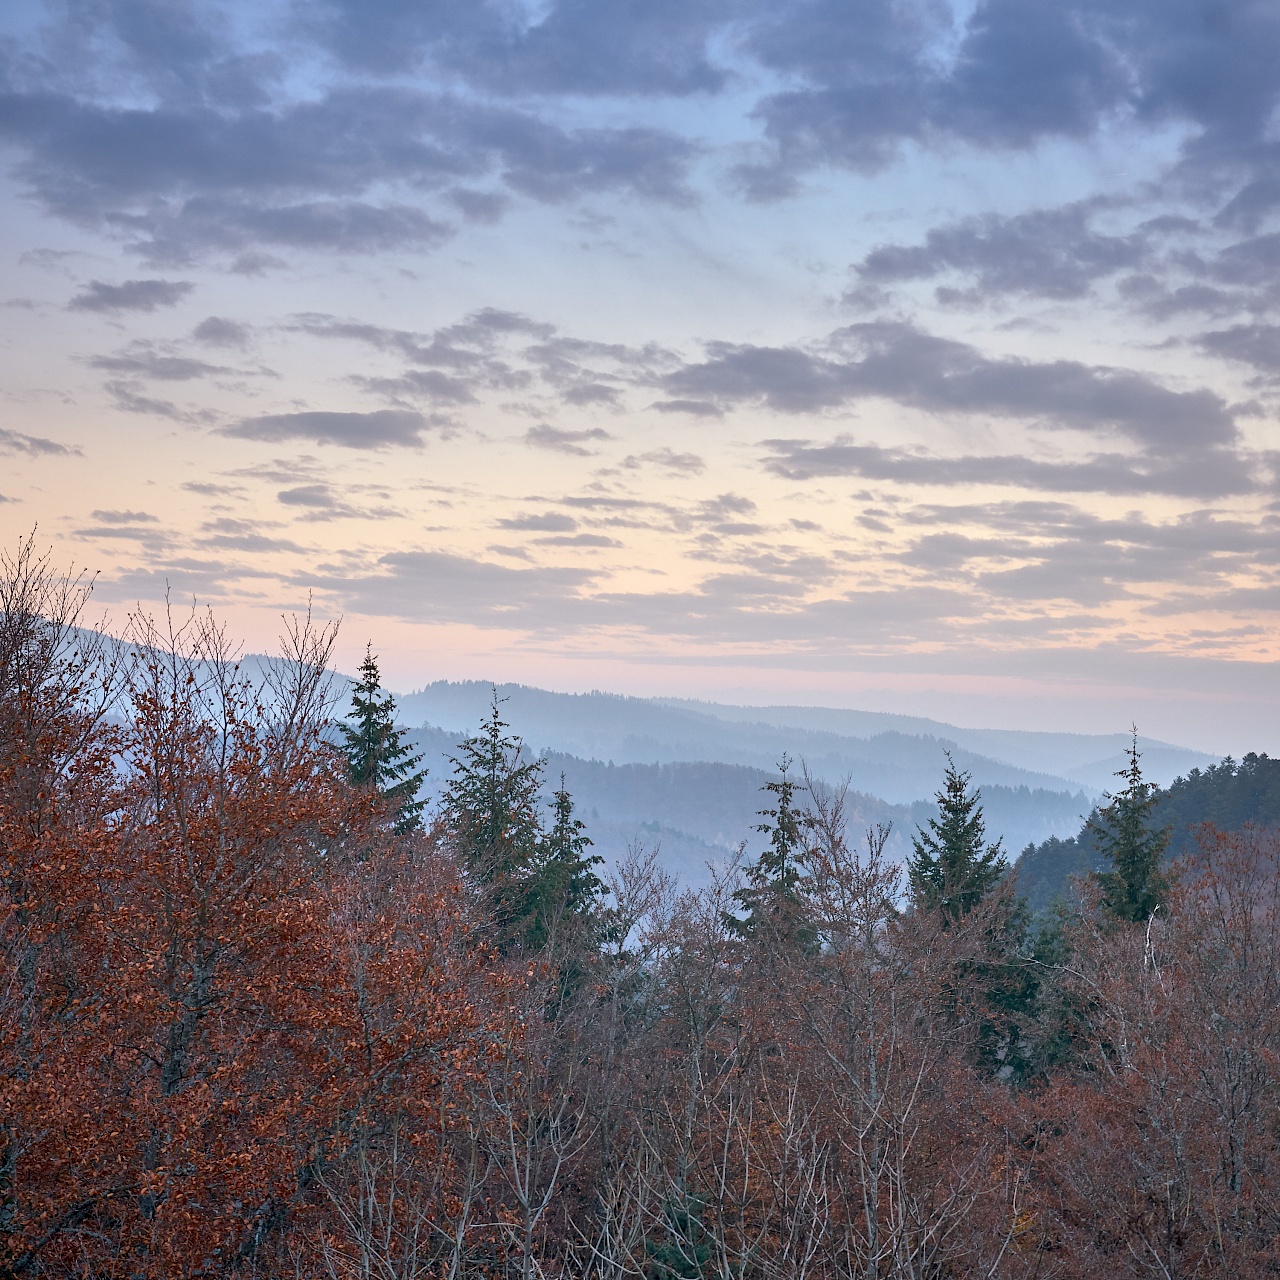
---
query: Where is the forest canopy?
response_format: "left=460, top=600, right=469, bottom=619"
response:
left=4, top=535, right=1280, bottom=1279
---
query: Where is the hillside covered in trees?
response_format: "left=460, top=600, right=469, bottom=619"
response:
left=1015, top=751, right=1280, bottom=913
left=6, top=535, right=1280, bottom=1279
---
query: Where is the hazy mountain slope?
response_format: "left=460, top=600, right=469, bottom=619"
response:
left=656, top=699, right=1213, bottom=789
left=394, top=681, right=1092, bottom=803
left=404, top=725, right=1090, bottom=887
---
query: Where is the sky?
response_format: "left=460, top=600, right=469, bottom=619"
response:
left=1, top=0, right=1279, bottom=753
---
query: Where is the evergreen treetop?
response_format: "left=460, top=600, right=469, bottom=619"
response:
left=1089, top=731, right=1169, bottom=924
left=339, top=644, right=426, bottom=832
left=439, top=690, right=545, bottom=888
left=440, top=693, right=606, bottom=957
left=908, top=754, right=1007, bottom=920
left=729, top=754, right=813, bottom=943
left=523, top=774, right=606, bottom=953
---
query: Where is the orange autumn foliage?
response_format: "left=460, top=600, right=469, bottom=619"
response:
left=0, top=542, right=515, bottom=1278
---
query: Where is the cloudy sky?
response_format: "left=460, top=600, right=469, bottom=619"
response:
left=1, top=0, right=1278, bottom=750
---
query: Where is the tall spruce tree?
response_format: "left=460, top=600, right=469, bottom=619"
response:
left=524, top=774, right=605, bottom=953
left=439, top=691, right=547, bottom=943
left=729, top=755, right=812, bottom=943
left=908, top=755, right=1007, bottom=920
left=1089, top=731, right=1169, bottom=924
left=339, top=644, right=426, bottom=832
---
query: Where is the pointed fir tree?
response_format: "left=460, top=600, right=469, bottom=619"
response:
left=729, top=755, right=813, bottom=944
left=1089, top=731, right=1169, bottom=924
left=339, top=644, right=426, bottom=832
left=526, top=774, right=605, bottom=950
left=908, top=754, right=1007, bottom=921
left=439, top=690, right=547, bottom=942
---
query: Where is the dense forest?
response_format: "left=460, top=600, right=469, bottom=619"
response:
left=1016, top=752, right=1280, bottom=913
left=5, top=536, right=1280, bottom=1279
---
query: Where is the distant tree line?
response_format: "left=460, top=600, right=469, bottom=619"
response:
left=4, top=532, right=1280, bottom=1278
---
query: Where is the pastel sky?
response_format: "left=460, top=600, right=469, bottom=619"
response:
left=2, top=0, right=1279, bottom=751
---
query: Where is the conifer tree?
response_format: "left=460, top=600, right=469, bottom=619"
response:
left=908, top=754, right=1007, bottom=920
left=730, top=754, right=812, bottom=943
left=339, top=644, right=426, bottom=831
left=530, top=774, right=605, bottom=945
left=1089, top=731, right=1169, bottom=923
left=439, top=691, right=547, bottom=940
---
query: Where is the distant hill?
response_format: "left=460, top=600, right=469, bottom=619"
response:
left=1014, top=753, right=1280, bottom=914
left=656, top=699, right=1212, bottom=791
left=394, top=681, right=1211, bottom=804
left=403, top=724, right=1091, bottom=887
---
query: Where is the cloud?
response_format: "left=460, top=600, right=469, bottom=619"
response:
left=104, top=381, right=189, bottom=420
left=72, top=524, right=174, bottom=546
left=308, top=550, right=594, bottom=626
left=444, top=188, right=509, bottom=223
left=0, top=62, right=697, bottom=262
left=275, top=483, right=401, bottom=520
left=200, top=529, right=308, bottom=552
left=667, top=321, right=1238, bottom=451
left=0, top=428, right=77, bottom=457
left=91, top=509, right=157, bottom=523
left=355, top=369, right=481, bottom=405
left=524, top=424, right=612, bottom=455
left=893, top=505, right=1279, bottom=609
left=850, top=202, right=1148, bottom=303
left=649, top=399, right=724, bottom=418
left=314, top=0, right=730, bottom=97
left=759, top=438, right=1256, bottom=500
left=623, top=448, right=705, bottom=474
left=67, top=280, right=194, bottom=312
left=89, top=345, right=230, bottom=381
left=193, top=316, right=252, bottom=348
left=182, top=480, right=243, bottom=496
left=1196, top=323, right=1280, bottom=376
left=136, top=199, right=454, bottom=264
left=734, top=0, right=1280, bottom=227
left=278, top=485, right=338, bottom=508
left=562, top=382, right=622, bottom=407
left=533, top=533, right=622, bottom=547
left=497, top=512, right=579, bottom=532
left=226, top=409, right=428, bottom=449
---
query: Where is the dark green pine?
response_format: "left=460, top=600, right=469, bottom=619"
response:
left=439, top=691, right=547, bottom=938
left=908, top=754, right=1007, bottom=921
left=339, top=644, right=426, bottom=832
left=524, top=774, right=606, bottom=958
left=1089, top=732, right=1169, bottom=924
left=730, top=754, right=813, bottom=943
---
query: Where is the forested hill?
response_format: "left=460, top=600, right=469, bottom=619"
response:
left=404, top=724, right=1091, bottom=885
left=395, top=680, right=1210, bottom=802
left=1015, top=753, right=1280, bottom=914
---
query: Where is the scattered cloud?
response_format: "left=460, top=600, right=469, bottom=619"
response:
left=182, top=480, right=243, bottom=497
left=1196, top=324, right=1280, bottom=377
left=649, top=399, right=724, bottom=418
left=92, top=509, right=158, bottom=523
left=623, top=448, right=705, bottom=474
left=308, top=550, right=595, bottom=626
left=89, top=344, right=230, bottom=381
left=68, top=280, right=194, bottom=313
left=849, top=202, right=1149, bottom=304
left=524, top=424, right=612, bottom=455
left=226, top=409, right=428, bottom=449
left=497, top=512, right=579, bottom=532
left=193, top=317, right=252, bottom=348
left=533, top=532, right=622, bottom=548
left=0, top=428, right=77, bottom=457
left=759, top=438, right=1256, bottom=500
left=668, top=322, right=1237, bottom=452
